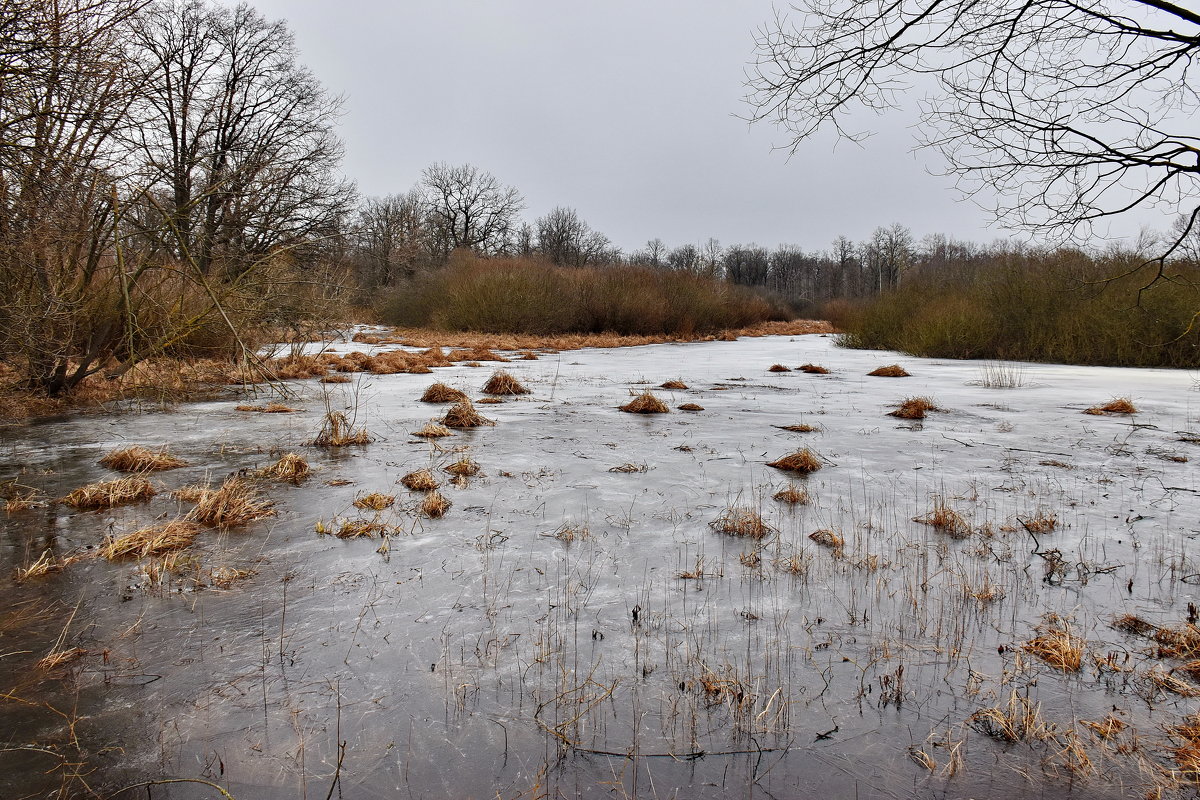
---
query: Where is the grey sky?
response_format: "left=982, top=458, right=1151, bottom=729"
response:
left=251, top=0, right=1025, bottom=254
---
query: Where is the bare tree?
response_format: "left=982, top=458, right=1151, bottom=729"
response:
left=534, top=206, right=614, bottom=267
left=862, top=224, right=913, bottom=292
left=128, top=0, right=353, bottom=278
left=748, top=0, right=1200, bottom=271
left=421, top=162, right=524, bottom=257
left=353, top=190, right=431, bottom=286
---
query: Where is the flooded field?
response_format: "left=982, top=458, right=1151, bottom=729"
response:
left=2, top=332, right=1199, bottom=799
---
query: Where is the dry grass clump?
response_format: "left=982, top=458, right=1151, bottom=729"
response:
left=235, top=402, right=299, bottom=413
left=778, top=423, right=820, bottom=432
left=1022, top=618, right=1085, bottom=671
left=60, top=476, right=157, bottom=510
left=447, top=347, right=509, bottom=363
left=798, top=363, right=830, bottom=374
left=808, top=528, right=844, bottom=550
left=319, top=374, right=353, bottom=384
left=400, top=469, right=440, bottom=491
left=37, top=647, right=88, bottom=671
left=1020, top=510, right=1058, bottom=533
left=1084, top=396, right=1138, bottom=415
left=442, top=398, right=495, bottom=428
left=888, top=396, right=939, bottom=419
left=767, top=363, right=791, bottom=372
left=619, top=391, right=670, bottom=414
left=419, top=382, right=468, bottom=403
left=1146, top=665, right=1200, bottom=697
left=1080, top=715, right=1126, bottom=740
left=552, top=523, right=589, bottom=543
left=678, top=403, right=704, bottom=411
left=256, top=453, right=310, bottom=484
left=767, top=448, right=823, bottom=473
left=660, top=379, right=688, bottom=389
left=99, top=445, right=187, bottom=472
left=100, top=519, right=200, bottom=560
left=773, top=485, right=812, bottom=505
left=710, top=506, right=775, bottom=539
left=412, top=421, right=454, bottom=438
left=968, top=691, right=1053, bottom=742
left=868, top=364, right=910, bottom=377
left=186, top=477, right=274, bottom=528
left=312, top=411, right=373, bottom=446
left=420, top=490, right=451, bottom=518
left=477, top=397, right=504, bottom=404
left=482, top=369, right=530, bottom=395
left=14, top=550, right=84, bottom=581
left=332, top=518, right=390, bottom=539
left=609, top=462, right=648, bottom=473
left=353, top=492, right=395, bottom=510
left=913, top=498, right=972, bottom=539
left=443, top=457, right=480, bottom=477
left=518, top=351, right=539, bottom=360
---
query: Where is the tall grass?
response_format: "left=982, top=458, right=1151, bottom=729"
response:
left=379, top=254, right=785, bottom=335
left=832, top=249, right=1200, bottom=367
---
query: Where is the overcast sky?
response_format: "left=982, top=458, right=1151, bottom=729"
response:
left=250, top=1, right=1037, bottom=254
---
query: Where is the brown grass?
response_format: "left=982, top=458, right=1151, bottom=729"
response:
left=660, top=380, right=688, bottom=390
left=185, top=477, right=274, bottom=528
left=798, top=363, right=830, bottom=374
left=235, top=402, right=300, bottom=413
left=420, top=490, right=451, bottom=518
left=1021, top=510, right=1058, bottom=533
left=256, top=453, right=310, bottom=484
left=353, top=492, right=395, bottom=510
left=1084, top=396, right=1138, bottom=415
left=868, top=364, right=910, bottom=377
left=913, top=498, right=972, bottom=539
left=477, top=397, right=504, bottom=404
left=888, top=396, right=939, bottom=419
left=447, top=347, right=510, bottom=363
left=14, top=550, right=84, bottom=581
left=319, top=374, right=353, bottom=384
left=400, top=469, right=440, bottom=491
left=37, top=647, right=88, bottom=671
left=312, top=411, right=373, bottom=446
left=443, top=457, right=480, bottom=477
left=619, top=391, right=670, bottom=414
left=767, top=448, right=823, bottom=473
left=1022, top=619, right=1085, bottom=671
left=518, top=351, right=539, bottom=360
left=710, top=506, right=775, bottom=539
left=808, top=528, right=844, bottom=550
left=412, top=421, right=454, bottom=438
left=419, top=382, right=468, bottom=403
left=333, top=518, right=390, bottom=539
left=99, top=445, right=187, bottom=472
left=767, top=364, right=791, bottom=372
left=60, top=476, right=157, bottom=510
left=100, top=519, right=200, bottom=560
left=677, top=402, right=704, bottom=411
left=773, top=486, right=812, bottom=505
left=1079, top=715, right=1126, bottom=740
left=968, top=691, right=1053, bottom=742
left=482, top=369, right=530, bottom=395
left=442, top=398, right=495, bottom=428
left=778, top=423, right=820, bottom=432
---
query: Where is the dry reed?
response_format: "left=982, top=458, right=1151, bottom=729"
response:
left=1022, top=619, right=1085, bottom=671
left=442, top=398, right=494, bottom=428
left=808, top=529, right=844, bottom=550
left=888, top=396, right=939, bottom=419
left=913, top=498, right=972, bottom=539
left=99, top=445, right=187, bottom=472
left=868, top=364, right=910, bottom=377
left=773, top=486, right=812, bottom=505
left=401, top=469, right=440, bottom=491
left=100, top=519, right=200, bottom=559
left=257, top=453, right=310, bottom=484
left=312, top=411, right=373, bottom=446
left=420, top=490, right=451, bottom=518
left=412, top=421, right=454, bottom=438
left=353, top=492, right=395, bottom=510
left=619, top=391, right=669, bottom=414
left=767, top=448, right=823, bottom=473
left=778, top=423, right=820, bottom=433
left=235, top=402, right=299, bottom=413
left=1084, top=396, right=1138, bottom=415
left=186, top=477, right=274, bottom=528
left=443, top=457, right=480, bottom=477
left=482, top=370, right=530, bottom=395
left=419, top=382, right=468, bottom=403
left=60, top=476, right=157, bottom=510
left=710, top=506, right=774, bottom=539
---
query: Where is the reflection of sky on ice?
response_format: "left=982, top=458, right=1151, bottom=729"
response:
left=2, top=333, right=1197, bottom=799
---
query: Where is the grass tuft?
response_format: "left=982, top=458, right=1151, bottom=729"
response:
left=1022, top=617, right=1085, bottom=671
left=481, top=369, right=530, bottom=395
left=808, top=528, right=844, bottom=550
left=100, top=519, right=200, bottom=559
left=412, top=421, right=455, bottom=438
left=660, top=379, right=688, bottom=389
left=256, top=453, right=310, bottom=484
left=420, top=490, right=451, bottom=518
left=773, top=485, right=812, bottom=505
left=442, top=398, right=495, bottom=428
left=767, top=448, right=822, bottom=473
left=419, top=382, right=468, bottom=403
left=767, top=363, right=791, bottom=372
left=888, top=396, right=939, bottom=419
left=619, top=390, right=670, bottom=414
left=913, top=497, right=972, bottom=539
left=400, top=469, right=440, bottom=491
left=99, top=445, right=187, bottom=472
left=312, top=411, right=373, bottom=446
left=235, top=402, right=299, bottom=413
left=185, top=477, right=274, bottom=528
left=443, top=457, right=480, bottom=477
left=678, top=402, right=704, bottom=411
left=1084, top=396, right=1138, bottom=415
left=60, top=476, right=157, bottom=510
left=868, top=364, right=910, bottom=377
left=710, top=506, right=775, bottom=539
left=798, top=363, right=830, bottom=374
left=353, top=492, right=395, bottom=510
